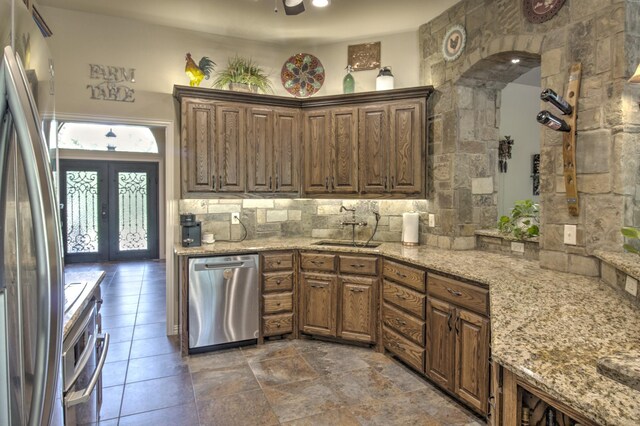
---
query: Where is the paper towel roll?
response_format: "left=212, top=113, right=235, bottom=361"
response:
left=402, top=212, right=420, bottom=246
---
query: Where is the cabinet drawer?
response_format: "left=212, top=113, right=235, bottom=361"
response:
left=382, top=303, right=424, bottom=346
left=339, top=255, right=378, bottom=276
left=263, top=313, right=293, bottom=336
left=383, top=326, right=425, bottom=373
left=300, top=253, right=336, bottom=272
left=261, top=252, right=294, bottom=272
left=263, top=272, right=294, bottom=293
left=428, top=273, right=489, bottom=316
left=383, top=280, right=425, bottom=319
left=383, top=260, right=425, bottom=292
left=263, top=292, right=293, bottom=314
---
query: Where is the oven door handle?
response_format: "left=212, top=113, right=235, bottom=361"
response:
left=64, top=333, right=110, bottom=408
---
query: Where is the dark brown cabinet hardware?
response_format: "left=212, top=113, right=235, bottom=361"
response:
left=391, top=176, right=395, bottom=189
left=275, top=174, right=279, bottom=190
left=269, top=176, right=272, bottom=190
left=349, top=288, right=365, bottom=293
left=276, top=302, right=281, bottom=306
left=276, top=279, right=281, bottom=285
left=310, top=284, right=324, bottom=289
left=447, top=287, right=463, bottom=297
left=396, top=271, right=408, bottom=278
left=276, top=260, right=281, bottom=265
left=212, top=175, right=216, bottom=189
left=447, top=311, right=453, bottom=331
left=397, top=294, right=408, bottom=300
left=310, top=260, right=324, bottom=265
left=384, top=176, right=388, bottom=190
left=455, top=314, right=460, bottom=334
left=395, top=318, right=407, bottom=326
left=219, top=175, right=222, bottom=188
left=276, top=323, right=281, bottom=328
left=351, top=264, right=365, bottom=268
left=325, top=177, right=329, bottom=190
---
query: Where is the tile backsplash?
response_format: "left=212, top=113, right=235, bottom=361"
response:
left=178, top=199, right=430, bottom=243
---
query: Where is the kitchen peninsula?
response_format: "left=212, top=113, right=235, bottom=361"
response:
left=175, top=239, right=640, bottom=425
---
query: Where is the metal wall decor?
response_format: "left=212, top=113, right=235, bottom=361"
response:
left=281, top=53, right=325, bottom=97
left=347, top=42, right=381, bottom=71
left=498, top=135, right=514, bottom=173
left=523, top=0, right=566, bottom=24
left=87, top=64, right=136, bottom=102
left=442, top=25, right=466, bottom=62
left=531, top=154, right=540, bottom=196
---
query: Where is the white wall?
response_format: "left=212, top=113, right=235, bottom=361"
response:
left=498, top=82, right=541, bottom=216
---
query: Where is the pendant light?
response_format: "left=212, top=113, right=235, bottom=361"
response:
left=105, top=127, right=117, bottom=151
left=312, top=0, right=329, bottom=7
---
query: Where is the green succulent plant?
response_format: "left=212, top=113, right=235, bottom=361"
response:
left=212, top=55, right=273, bottom=94
left=621, top=227, right=640, bottom=255
left=497, top=199, right=540, bottom=240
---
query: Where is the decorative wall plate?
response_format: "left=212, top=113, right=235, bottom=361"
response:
left=442, top=25, right=466, bottom=62
left=281, top=53, right=325, bottom=98
left=523, top=0, right=566, bottom=24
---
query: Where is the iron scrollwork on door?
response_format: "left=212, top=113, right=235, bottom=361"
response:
left=66, top=171, right=99, bottom=253
left=118, top=172, right=148, bottom=251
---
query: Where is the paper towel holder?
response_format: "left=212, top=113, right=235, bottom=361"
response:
left=402, top=211, right=420, bottom=247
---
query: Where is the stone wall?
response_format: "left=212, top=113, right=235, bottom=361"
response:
left=179, top=199, right=428, bottom=243
left=419, top=0, right=639, bottom=275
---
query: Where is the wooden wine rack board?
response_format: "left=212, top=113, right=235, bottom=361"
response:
left=563, top=63, right=582, bottom=216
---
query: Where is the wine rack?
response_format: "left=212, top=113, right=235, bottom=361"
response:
left=561, top=63, right=582, bottom=217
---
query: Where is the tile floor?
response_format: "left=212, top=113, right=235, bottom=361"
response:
left=66, top=260, right=485, bottom=426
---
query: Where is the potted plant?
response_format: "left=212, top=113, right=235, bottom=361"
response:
left=621, top=227, right=640, bottom=255
left=212, top=55, right=273, bottom=94
left=497, top=199, right=540, bottom=240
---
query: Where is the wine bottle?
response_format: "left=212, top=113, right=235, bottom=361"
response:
left=540, top=88, right=573, bottom=115
left=537, top=111, right=571, bottom=132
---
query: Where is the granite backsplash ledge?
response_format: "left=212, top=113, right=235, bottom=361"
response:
left=178, top=199, right=430, bottom=243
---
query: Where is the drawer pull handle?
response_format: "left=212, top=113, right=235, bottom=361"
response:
left=310, top=284, right=323, bottom=289
left=310, top=260, right=324, bottom=265
left=397, top=295, right=408, bottom=300
left=447, top=311, right=452, bottom=331
left=396, top=318, right=407, bottom=326
left=349, top=288, right=364, bottom=293
left=395, top=271, right=408, bottom=278
left=350, top=264, right=365, bottom=268
left=446, top=288, right=463, bottom=297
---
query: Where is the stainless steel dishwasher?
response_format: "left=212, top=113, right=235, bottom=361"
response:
left=188, top=255, right=259, bottom=352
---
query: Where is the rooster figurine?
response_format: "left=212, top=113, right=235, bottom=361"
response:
left=185, top=53, right=216, bottom=87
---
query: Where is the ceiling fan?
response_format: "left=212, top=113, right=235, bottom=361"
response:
left=276, top=0, right=330, bottom=16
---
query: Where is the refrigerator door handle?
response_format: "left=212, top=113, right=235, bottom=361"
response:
left=64, top=333, right=110, bottom=408
left=2, top=46, right=64, bottom=426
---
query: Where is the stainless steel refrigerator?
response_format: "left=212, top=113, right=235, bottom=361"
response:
left=0, top=0, right=64, bottom=425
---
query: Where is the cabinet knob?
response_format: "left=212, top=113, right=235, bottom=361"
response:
left=276, top=260, right=281, bottom=265
left=276, top=323, right=281, bottom=328
left=396, top=318, right=406, bottom=326
left=276, top=280, right=281, bottom=285
left=276, top=302, right=281, bottom=306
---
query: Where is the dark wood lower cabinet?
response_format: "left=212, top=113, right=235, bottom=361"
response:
left=426, top=296, right=490, bottom=415
left=300, top=272, right=337, bottom=337
left=338, top=276, right=377, bottom=343
left=426, top=298, right=455, bottom=391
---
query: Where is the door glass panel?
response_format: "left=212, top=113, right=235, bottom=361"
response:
left=65, top=171, right=99, bottom=253
left=118, top=172, right=148, bottom=251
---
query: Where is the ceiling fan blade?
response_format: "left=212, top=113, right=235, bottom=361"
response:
left=283, top=0, right=305, bottom=15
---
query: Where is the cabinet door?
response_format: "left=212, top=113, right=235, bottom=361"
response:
left=426, top=297, right=455, bottom=391
left=300, top=272, right=337, bottom=337
left=389, top=100, right=423, bottom=194
left=359, top=105, right=388, bottom=194
left=274, top=108, right=300, bottom=193
left=246, top=107, right=273, bottom=192
left=330, top=108, right=358, bottom=194
left=455, top=308, right=490, bottom=414
left=216, top=104, right=245, bottom=192
left=303, top=110, right=331, bottom=194
left=183, top=100, right=216, bottom=193
left=338, top=276, right=377, bottom=343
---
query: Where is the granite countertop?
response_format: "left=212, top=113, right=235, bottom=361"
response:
left=474, top=228, right=540, bottom=243
left=594, top=250, right=640, bottom=281
left=175, top=238, right=640, bottom=425
left=63, top=270, right=106, bottom=337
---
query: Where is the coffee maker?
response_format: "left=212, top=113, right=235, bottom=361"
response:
left=180, top=213, right=201, bottom=247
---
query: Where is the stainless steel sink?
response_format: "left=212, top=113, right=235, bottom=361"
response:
left=312, top=240, right=381, bottom=248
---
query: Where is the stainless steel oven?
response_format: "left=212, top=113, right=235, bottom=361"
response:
left=62, top=298, right=110, bottom=425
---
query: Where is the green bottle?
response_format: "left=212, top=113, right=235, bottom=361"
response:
left=343, top=65, right=355, bottom=94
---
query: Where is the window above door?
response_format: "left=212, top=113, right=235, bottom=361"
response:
left=55, top=122, right=159, bottom=154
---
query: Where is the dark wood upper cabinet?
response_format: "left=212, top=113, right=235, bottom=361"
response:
left=359, top=105, right=388, bottom=194
left=330, top=108, right=359, bottom=194
left=389, top=100, right=423, bottom=194
left=247, top=107, right=273, bottom=192
left=247, top=107, right=300, bottom=193
left=175, top=86, right=432, bottom=198
left=182, top=100, right=216, bottom=193
left=274, top=109, right=300, bottom=193
left=216, top=104, right=245, bottom=192
left=303, top=110, right=331, bottom=194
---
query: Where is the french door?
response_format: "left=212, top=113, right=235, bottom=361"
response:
left=60, top=160, right=159, bottom=263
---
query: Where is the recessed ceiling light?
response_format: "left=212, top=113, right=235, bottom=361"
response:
left=511, top=58, right=521, bottom=64
left=312, top=0, right=329, bottom=7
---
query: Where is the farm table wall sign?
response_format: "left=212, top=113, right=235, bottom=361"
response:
left=523, top=0, right=566, bottom=24
left=87, top=63, right=136, bottom=102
